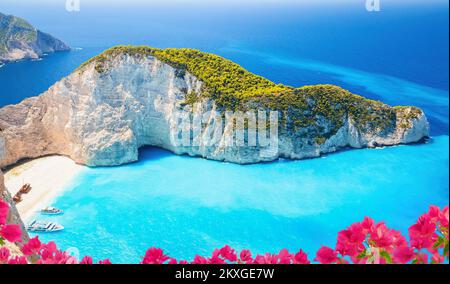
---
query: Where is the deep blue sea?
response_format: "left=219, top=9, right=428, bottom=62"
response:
left=0, top=1, right=448, bottom=263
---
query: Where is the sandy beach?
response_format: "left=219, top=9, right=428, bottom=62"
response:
left=4, top=156, right=85, bottom=222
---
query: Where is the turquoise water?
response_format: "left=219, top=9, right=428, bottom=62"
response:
left=1, top=1, right=448, bottom=263
left=32, top=136, right=449, bottom=263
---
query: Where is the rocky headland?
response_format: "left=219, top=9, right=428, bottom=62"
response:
left=0, top=12, right=70, bottom=63
left=0, top=46, right=429, bottom=169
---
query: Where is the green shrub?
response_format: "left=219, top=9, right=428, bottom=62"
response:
left=77, top=45, right=421, bottom=136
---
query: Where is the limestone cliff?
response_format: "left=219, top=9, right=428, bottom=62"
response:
left=0, top=12, right=70, bottom=63
left=0, top=46, right=429, bottom=168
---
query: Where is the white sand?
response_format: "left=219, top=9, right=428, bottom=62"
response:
left=4, top=156, right=85, bottom=222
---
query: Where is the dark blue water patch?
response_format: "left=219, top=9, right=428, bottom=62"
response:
left=0, top=47, right=104, bottom=106
left=220, top=46, right=449, bottom=136
left=0, top=2, right=447, bottom=130
left=0, top=1, right=447, bottom=89
left=2, top=44, right=447, bottom=136
left=134, top=146, right=177, bottom=164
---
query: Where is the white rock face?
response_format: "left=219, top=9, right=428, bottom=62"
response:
left=0, top=54, right=429, bottom=168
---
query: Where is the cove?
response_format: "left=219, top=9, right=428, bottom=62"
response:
left=30, top=136, right=449, bottom=263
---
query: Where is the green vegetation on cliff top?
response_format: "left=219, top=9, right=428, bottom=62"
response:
left=78, top=45, right=289, bottom=106
left=78, top=45, right=422, bottom=139
left=0, top=13, right=37, bottom=54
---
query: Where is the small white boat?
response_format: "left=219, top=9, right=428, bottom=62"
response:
left=27, top=220, right=64, bottom=233
left=41, top=207, right=64, bottom=215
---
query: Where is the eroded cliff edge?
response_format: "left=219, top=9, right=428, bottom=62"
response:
left=0, top=46, right=429, bottom=168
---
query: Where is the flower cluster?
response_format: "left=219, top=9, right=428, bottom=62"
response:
left=314, top=205, right=449, bottom=264
left=0, top=198, right=448, bottom=265
left=0, top=200, right=22, bottom=245
left=140, top=246, right=310, bottom=264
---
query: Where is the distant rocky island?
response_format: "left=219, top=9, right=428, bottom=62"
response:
left=0, top=12, right=69, bottom=63
left=0, top=46, right=429, bottom=168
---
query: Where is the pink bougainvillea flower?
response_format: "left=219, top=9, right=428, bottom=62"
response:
left=336, top=223, right=366, bottom=257
left=1, top=203, right=447, bottom=265
left=209, top=249, right=226, bottom=264
left=0, top=247, right=10, bottom=264
left=99, top=259, right=112, bottom=264
left=337, top=258, right=349, bottom=264
left=37, top=253, right=71, bottom=264
left=7, top=256, right=27, bottom=264
left=439, top=206, right=449, bottom=229
left=168, top=258, right=188, bottom=264
left=414, top=253, right=428, bottom=264
left=350, top=255, right=368, bottom=264
left=361, top=217, right=375, bottom=235
left=368, top=222, right=407, bottom=255
left=37, top=241, right=78, bottom=264
left=409, top=237, right=434, bottom=252
left=393, top=246, right=415, bottom=264
left=391, top=230, right=408, bottom=249
left=427, top=205, right=441, bottom=223
left=63, top=256, right=79, bottom=264
left=277, top=249, right=293, bottom=264
left=0, top=224, right=22, bottom=243
left=239, top=249, right=252, bottom=263
left=80, top=256, right=93, bottom=264
left=21, top=236, right=42, bottom=256
left=39, top=241, right=58, bottom=261
left=293, top=249, right=310, bottom=264
left=0, top=199, right=9, bottom=226
left=191, top=255, right=209, bottom=264
left=253, top=253, right=279, bottom=264
left=369, top=222, right=395, bottom=250
left=314, top=246, right=338, bottom=264
left=431, top=253, right=445, bottom=264
left=141, top=248, right=170, bottom=264
left=409, top=215, right=438, bottom=251
left=410, top=215, right=437, bottom=239
left=219, top=245, right=237, bottom=262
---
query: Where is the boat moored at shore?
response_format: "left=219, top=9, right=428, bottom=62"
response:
left=27, top=220, right=64, bottom=233
left=40, top=207, right=64, bottom=215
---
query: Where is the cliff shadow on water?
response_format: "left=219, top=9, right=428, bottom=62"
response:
left=136, top=146, right=175, bottom=164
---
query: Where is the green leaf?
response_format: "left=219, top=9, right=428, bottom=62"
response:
left=380, top=250, right=393, bottom=264
left=433, top=236, right=445, bottom=249
left=356, top=249, right=367, bottom=259
left=444, top=243, right=449, bottom=258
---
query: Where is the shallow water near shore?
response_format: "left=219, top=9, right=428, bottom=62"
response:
left=30, top=136, right=449, bottom=263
